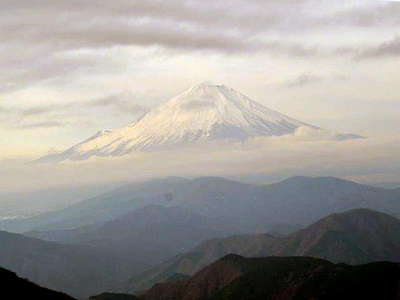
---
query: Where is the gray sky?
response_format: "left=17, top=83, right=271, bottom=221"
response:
left=0, top=0, right=399, bottom=192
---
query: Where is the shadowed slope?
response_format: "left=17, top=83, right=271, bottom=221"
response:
left=0, top=266, right=76, bottom=299
left=0, top=230, right=130, bottom=299
left=141, top=255, right=400, bottom=300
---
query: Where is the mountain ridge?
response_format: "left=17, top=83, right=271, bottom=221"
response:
left=140, top=255, right=400, bottom=300
left=126, top=209, right=400, bottom=292
left=2, top=176, right=400, bottom=234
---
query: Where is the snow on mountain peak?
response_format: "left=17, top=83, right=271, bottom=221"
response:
left=189, top=81, right=221, bottom=89
left=36, top=83, right=359, bottom=163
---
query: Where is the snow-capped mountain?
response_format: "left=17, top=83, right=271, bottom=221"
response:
left=37, top=83, right=358, bottom=162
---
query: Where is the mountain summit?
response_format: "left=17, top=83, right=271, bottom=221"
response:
left=38, top=83, right=354, bottom=162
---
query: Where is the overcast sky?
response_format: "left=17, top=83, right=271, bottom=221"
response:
left=0, top=0, right=399, bottom=159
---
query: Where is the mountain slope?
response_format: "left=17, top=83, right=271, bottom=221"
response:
left=141, top=255, right=400, bottom=300
left=142, top=254, right=255, bottom=300
left=27, top=205, right=237, bottom=276
left=126, top=209, right=400, bottom=292
left=127, top=233, right=281, bottom=292
left=38, top=82, right=348, bottom=162
left=0, top=230, right=135, bottom=298
left=0, top=266, right=76, bottom=300
left=277, top=208, right=400, bottom=263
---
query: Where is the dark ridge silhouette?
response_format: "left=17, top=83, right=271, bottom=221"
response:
left=89, top=293, right=139, bottom=300
left=0, top=266, right=76, bottom=299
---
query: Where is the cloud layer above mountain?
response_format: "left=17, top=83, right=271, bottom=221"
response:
left=1, top=134, right=399, bottom=195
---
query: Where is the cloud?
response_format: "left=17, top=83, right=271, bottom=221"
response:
left=0, top=106, right=11, bottom=113
left=0, top=92, right=151, bottom=128
left=1, top=0, right=397, bottom=93
left=283, top=73, right=348, bottom=88
left=17, top=121, right=64, bottom=129
left=89, top=93, right=150, bottom=115
left=0, top=1, right=396, bottom=56
left=21, top=106, right=64, bottom=116
left=330, top=2, right=400, bottom=27
left=1, top=134, right=399, bottom=195
left=285, top=73, right=324, bottom=88
left=0, top=0, right=392, bottom=78
left=357, top=36, right=400, bottom=59
left=291, top=126, right=363, bottom=141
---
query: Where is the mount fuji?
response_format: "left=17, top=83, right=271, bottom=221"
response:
left=38, top=83, right=360, bottom=162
